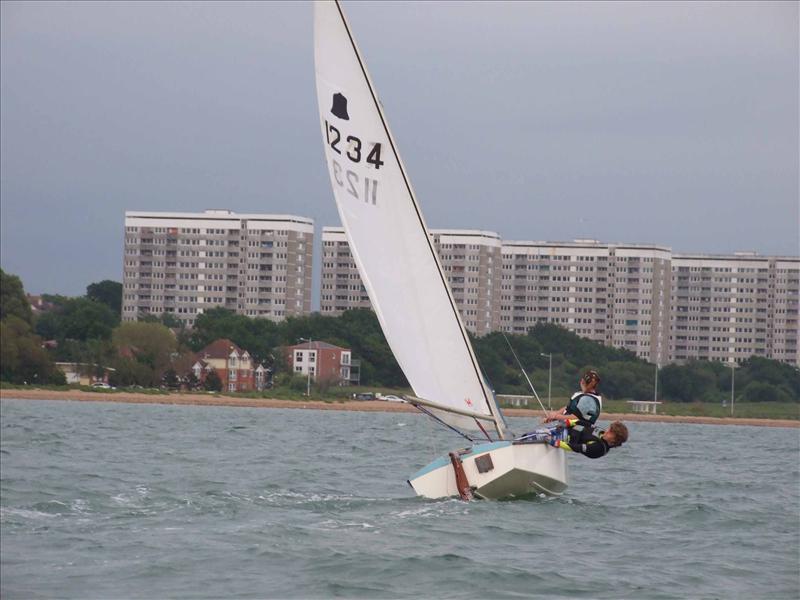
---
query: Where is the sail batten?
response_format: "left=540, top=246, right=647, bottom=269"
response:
left=314, top=0, right=506, bottom=438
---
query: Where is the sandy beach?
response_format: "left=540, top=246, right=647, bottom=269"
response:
left=2, top=388, right=797, bottom=428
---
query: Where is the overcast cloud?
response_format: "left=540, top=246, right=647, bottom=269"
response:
left=1, top=1, right=797, bottom=298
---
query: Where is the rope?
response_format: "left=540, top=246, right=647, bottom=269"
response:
left=501, top=332, right=549, bottom=418
left=475, top=419, right=493, bottom=442
left=415, top=404, right=475, bottom=444
left=423, top=404, right=437, bottom=457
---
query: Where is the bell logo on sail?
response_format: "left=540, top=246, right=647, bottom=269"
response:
left=331, top=92, right=350, bottom=120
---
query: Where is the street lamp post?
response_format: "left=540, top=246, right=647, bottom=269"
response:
left=727, top=362, right=735, bottom=416
left=298, top=337, right=313, bottom=397
left=540, top=353, right=552, bottom=411
left=654, top=363, right=659, bottom=402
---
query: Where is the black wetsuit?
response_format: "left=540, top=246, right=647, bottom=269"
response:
left=566, top=422, right=611, bottom=459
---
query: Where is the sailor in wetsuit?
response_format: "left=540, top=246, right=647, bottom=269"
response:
left=517, top=370, right=629, bottom=455
left=540, top=370, right=629, bottom=458
left=548, top=370, right=603, bottom=426
left=549, top=420, right=629, bottom=459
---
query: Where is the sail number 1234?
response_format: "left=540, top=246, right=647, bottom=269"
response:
left=325, top=120, right=384, bottom=169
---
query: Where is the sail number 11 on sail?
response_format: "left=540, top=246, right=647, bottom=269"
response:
left=325, top=119, right=383, bottom=206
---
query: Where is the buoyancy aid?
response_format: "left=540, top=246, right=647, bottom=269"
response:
left=566, top=391, right=602, bottom=424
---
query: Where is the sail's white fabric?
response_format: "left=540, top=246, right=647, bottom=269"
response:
left=313, top=1, right=505, bottom=437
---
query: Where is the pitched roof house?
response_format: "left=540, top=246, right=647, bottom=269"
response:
left=193, top=339, right=268, bottom=392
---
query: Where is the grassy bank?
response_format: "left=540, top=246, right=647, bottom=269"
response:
left=2, top=382, right=797, bottom=420
left=601, top=399, right=800, bottom=420
left=496, top=395, right=800, bottom=420
left=0, top=381, right=171, bottom=396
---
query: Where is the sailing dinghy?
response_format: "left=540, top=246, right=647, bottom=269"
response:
left=313, top=0, right=567, bottom=499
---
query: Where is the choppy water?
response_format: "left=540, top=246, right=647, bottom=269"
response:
left=1, top=398, right=798, bottom=599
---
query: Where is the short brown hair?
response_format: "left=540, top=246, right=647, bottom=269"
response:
left=582, top=370, right=600, bottom=388
left=609, top=421, right=628, bottom=444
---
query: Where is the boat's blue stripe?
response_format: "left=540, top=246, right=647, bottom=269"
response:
left=409, top=441, right=511, bottom=480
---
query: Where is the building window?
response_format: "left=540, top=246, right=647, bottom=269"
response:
left=295, top=352, right=303, bottom=362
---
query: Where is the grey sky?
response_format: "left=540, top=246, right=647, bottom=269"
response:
left=1, top=1, right=797, bottom=298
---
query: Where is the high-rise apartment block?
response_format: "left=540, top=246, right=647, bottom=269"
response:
left=317, top=230, right=798, bottom=366
left=321, top=227, right=502, bottom=335
left=121, top=210, right=798, bottom=366
left=500, top=240, right=672, bottom=364
left=123, top=210, right=313, bottom=326
left=432, top=230, right=502, bottom=336
left=320, top=227, right=371, bottom=314
left=670, top=253, right=799, bottom=365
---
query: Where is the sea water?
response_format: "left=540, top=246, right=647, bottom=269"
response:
left=1, top=398, right=798, bottom=599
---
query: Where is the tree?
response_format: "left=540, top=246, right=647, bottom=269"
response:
left=35, top=297, right=119, bottom=342
left=139, top=311, right=184, bottom=329
left=34, top=311, right=61, bottom=341
left=185, top=371, right=200, bottom=391
left=270, top=350, right=287, bottom=376
left=740, top=381, right=792, bottom=403
left=739, top=357, right=800, bottom=401
left=160, top=312, right=183, bottom=329
left=80, top=338, right=117, bottom=381
left=601, top=361, right=654, bottom=400
left=316, top=372, right=340, bottom=394
left=112, top=321, right=176, bottom=375
left=0, top=269, right=33, bottom=325
left=204, top=370, right=222, bottom=392
left=108, top=357, right=158, bottom=388
left=330, top=309, right=405, bottom=386
left=162, top=368, right=180, bottom=390
left=0, top=272, right=64, bottom=385
left=0, top=319, right=20, bottom=378
left=660, top=362, right=718, bottom=402
left=0, top=316, right=65, bottom=384
left=473, top=341, right=506, bottom=391
left=123, top=358, right=155, bottom=387
left=86, top=280, right=122, bottom=317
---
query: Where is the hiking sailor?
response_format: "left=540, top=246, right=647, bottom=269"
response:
left=536, top=369, right=629, bottom=459
left=548, top=420, right=629, bottom=459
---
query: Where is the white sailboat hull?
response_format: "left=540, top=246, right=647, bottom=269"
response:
left=408, top=441, right=568, bottom=500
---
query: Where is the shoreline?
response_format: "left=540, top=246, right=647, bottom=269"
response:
left=2, top=388, right=797, bottom=428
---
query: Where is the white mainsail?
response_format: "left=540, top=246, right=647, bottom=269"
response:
left=313, top=0, right=506, bottom=438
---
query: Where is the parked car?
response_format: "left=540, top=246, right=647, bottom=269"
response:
left=353, top=392, right=376, bottom=401
left=382, top=395, right=406, bottom=403
left=91, top=382, right=112, bottom=389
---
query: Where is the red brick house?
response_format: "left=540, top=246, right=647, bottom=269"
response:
left=193, top=339, right=268, bottom=392
left=285, top=341, right=352, bottom=384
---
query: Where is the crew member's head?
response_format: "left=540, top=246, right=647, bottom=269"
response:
left=580, top=369, right=601, bottom=393
left=603, top=421, right=629, bottom=448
